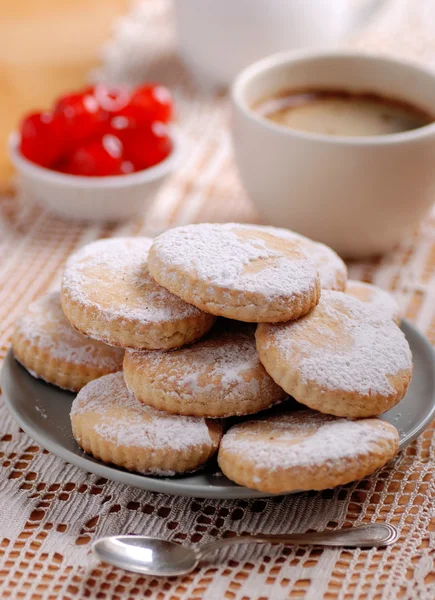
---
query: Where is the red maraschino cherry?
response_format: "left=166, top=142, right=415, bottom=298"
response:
left=54, top=89, right=107, bottom=145
left=119, top=121, right=172, bottom=169
left=18, top=81, right=174, bottom=175
left=19, top=112, right=66, bottom=167
left=117, top=84, right=173, bottom=124
left=62, top=135, right=124, bottom=176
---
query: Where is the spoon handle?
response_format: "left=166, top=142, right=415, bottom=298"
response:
left=197, top=524, right=398, bottom=559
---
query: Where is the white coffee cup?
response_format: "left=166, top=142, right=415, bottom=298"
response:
left=174, top=0, right=386, bottom=89
left=231, top=51, right=435, bottom=258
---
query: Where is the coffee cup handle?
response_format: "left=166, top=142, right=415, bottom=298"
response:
left=348, top=0, right=389, bottom=33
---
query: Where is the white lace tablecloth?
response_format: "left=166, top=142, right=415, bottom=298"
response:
left=1, top=1, right=435, bottom=598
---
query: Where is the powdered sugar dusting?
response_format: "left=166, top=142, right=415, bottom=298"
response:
left=250, top=225, right=347, bottom=290
left=150, top=223, right=319, bottom=298
left=346, top=280, right=401, bottom=323
left=221, top=410, right=398, bottom=470
left=71, top=372, right=213, bottom=450
left=263, top=290, right=412, bottom=395
left=62, top=237, right=205, bottom=325
left=127, top=322, right=279, bottom=402
left=14, top=292, right=124, bottom=369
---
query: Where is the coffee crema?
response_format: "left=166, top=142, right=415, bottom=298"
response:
left=255, top=89, right=434, bottom=137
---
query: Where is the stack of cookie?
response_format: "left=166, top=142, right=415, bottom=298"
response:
left=12, top=223, right=413, bottom=494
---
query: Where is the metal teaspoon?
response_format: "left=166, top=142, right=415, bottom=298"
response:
left=92, top=523, right=398, bottom=577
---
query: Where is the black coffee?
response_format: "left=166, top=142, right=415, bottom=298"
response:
left=255, top=89, right=433, bottom=137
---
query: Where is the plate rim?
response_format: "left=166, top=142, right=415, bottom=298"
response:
left=2, top=319, right=435, bottom=499
left=393, top=321, right=435, bottom=448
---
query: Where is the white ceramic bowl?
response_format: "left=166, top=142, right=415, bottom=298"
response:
left=9, top=130, right=180, bottom=222
left=232, top=50, right=435, bottom=258
left=174, top=0, right=385, bottom=89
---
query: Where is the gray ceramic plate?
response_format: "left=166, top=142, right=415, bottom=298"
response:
left=2, top=320, right=435, bottom=499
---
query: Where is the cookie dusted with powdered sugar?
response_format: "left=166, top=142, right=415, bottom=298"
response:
left=249, top=225, right=347, bottom=291
left=148, top=223, right=321, bottom=323
left=346, top=280, right=401, bottom=324
left=218, top=410, right=399, bottom=493
left=12, top=292, right=124, bottom=391
left=256, top=290, right=412, bottom=418
left=61, top=237, right=215, bottom=350
left=71, top=373, right=223, bottom=475
left=124, top=321, right=286, bottom=418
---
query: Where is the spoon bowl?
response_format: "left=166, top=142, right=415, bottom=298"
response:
left=93, top=536, right=199, bottom=577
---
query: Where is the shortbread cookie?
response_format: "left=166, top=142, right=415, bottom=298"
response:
left=124, top=321, right=286, bottom=418
left=61, top=237, right=215, bottom=350
left=252, top=225, right=347, bottom=291
left=71, top=372, right=223, bottom=475
left=346, top=280, right=401, bottom=324
left=12, top=292, right=124, bottom=391
left=256, top=291, right=412, bottom=418
left=218, top=410, right=399, bottom=493
left=148, top=223, right=321, bottom=323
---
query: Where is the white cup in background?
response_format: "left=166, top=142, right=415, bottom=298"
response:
left=231, top=51, right=435, bottom=258
left=173, top=0, right=386, bottom=89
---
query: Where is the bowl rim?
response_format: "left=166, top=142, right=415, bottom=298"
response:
left=231, top=49, right=435, bottom=146
left=9, top=127, right=181, bottom=188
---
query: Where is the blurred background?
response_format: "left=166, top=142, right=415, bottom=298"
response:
left=0, top=0, right=129, bottom=187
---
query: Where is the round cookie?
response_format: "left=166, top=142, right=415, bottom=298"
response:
left=71, top=372, right=223, bottom=475
left=252, top=225, right=347, bottom=291
left=218, top=410, right=399, bottom=493
left=148, top=223, right=321, bottom=323
left=256, top=290, right=413, bottom=418
left=12, top=292, right=124, bottom=391
left=124, top=321, right=286, bottom=418
left=61, top=237, right=215, bottom=350
left=346, top=279, right=401, bottom=324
